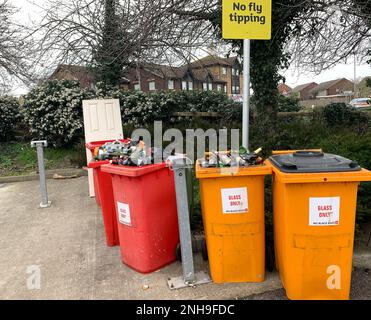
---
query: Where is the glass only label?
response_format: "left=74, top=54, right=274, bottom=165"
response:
left=309, top=197, right=340, bottom=226
left=117, top=202, right=132, bottom=226
left=221, top=187, right=248, bottom=214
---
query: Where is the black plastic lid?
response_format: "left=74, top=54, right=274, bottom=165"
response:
left=269, top=151, right=361, bottom=173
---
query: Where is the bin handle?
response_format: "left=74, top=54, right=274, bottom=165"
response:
left=166, top=155, right=193, bottom=171
left=293, top=150, right=324, bottom=158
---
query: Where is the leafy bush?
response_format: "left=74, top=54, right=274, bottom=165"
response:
left=251, top=116, right=371, bottom=235
left=22, top=80, right=91, bottom=147
left=277, top=95, right=301, bottom=112
left=0, top=96, right=20, bottom=141
left=322, top=102, right=369, bottom=129
left=93, top=86, right=242, bottom=126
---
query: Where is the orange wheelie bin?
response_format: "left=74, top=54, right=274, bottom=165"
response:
left=267, top=150, right=371, bottom=300
left=196, top=163, right=271, bottom=283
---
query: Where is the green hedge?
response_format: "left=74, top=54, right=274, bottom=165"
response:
left=94, top=84, right=243, bottom=126
left=0, top=96, right=20, bottom=141
left=22, top=80, right=92, bottom=147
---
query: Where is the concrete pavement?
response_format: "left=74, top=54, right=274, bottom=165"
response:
left=0, top=177, right=282, bottom=300
left=0, top=177, right=370, bottom=300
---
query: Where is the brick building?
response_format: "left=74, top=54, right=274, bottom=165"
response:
left=49, top=65, right=96, bottom=89
left=309, top=78, right=354, bottom=98
left=278, top=83, right=292, bottom=96
left=123, top=55, right=243, bottom=95
left=291, top=82, right=318, bottom=100
left=49, top=55, right=243, bottom=96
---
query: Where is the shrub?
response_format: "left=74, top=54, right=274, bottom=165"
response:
left=22, top=80, right=91, bottom=147
left=93, top=87, right=243, bottom=127
left=0, top=95, right=20, bottom=141
left=322, top=102, right=369, bottom=129
left=277, top=95, right=301, bottom=112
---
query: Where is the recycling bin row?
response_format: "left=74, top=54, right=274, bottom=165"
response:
left=86, top=140, right=371, bottom=300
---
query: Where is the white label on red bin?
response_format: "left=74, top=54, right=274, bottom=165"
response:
left=117, top=202, right=132, bottom=226
left=221, top=187, right=248, bottom=214
left=309, top=197, right=340, bottom=226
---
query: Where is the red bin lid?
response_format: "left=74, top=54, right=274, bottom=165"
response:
left=88, top=160, right=110, bottom=169
left=85, top=139, right=129, bottom=151
left=101, top=163, right=167, bottom=177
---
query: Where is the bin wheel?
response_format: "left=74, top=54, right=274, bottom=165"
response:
left=175, top=243, right=182, bottom=262
left=201, top=239, right=208, bottom=261
left=266, top=243, right=275, bottom=272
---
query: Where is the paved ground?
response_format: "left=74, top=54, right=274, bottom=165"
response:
left=245, top=267, right=371, bottom=300
left=0, top=177, right=281, bottom=300
left=0, top=177, right=369, bottom=300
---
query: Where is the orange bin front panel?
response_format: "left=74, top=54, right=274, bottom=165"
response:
left=268, top=158, right=371, bottom=300
left=196, top=164, right=271, bottom=283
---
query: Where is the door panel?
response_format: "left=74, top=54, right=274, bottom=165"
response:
left=83, top=99, right=123, bottom=197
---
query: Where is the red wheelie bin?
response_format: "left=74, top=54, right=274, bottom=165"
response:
left=88, top=160, right=120, bottom=247
left=86, top=139, right=128, bottom=247
left=86, top=140, right=126, bottom=207
left=101, top=163, right=179, bottom=273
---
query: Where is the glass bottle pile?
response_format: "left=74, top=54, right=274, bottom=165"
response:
left=199, top=147, right=264, bottom=168
left=94, top=139, right=158, bottom=167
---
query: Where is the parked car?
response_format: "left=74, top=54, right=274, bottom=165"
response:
left=349, top=98, right=371, bottom=109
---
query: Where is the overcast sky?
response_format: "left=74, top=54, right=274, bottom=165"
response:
left=9, top=0, right=371, bottom=95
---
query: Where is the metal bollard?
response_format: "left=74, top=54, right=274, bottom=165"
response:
left=31, top=140, right=51, bottom=208
left=166, top=155, right=211, bottom=290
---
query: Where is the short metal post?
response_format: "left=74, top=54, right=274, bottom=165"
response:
left=31, top=141, right=51, bottom=208
left=167, top=156, right=211, bottom=290
left=174, top=166, right=196, bottom=284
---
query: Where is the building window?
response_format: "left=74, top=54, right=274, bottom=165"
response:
left=148, top=81, right=156, bottom=91
left=235, top=69, right=239, bottom=76
left=182, top=81, right=187, bottom=90
left=232, top=69, right=236, bottom=76
left=232, top=85, right=240, bottom=94
left=208, top=83, right=213, bottom=91
left=188, top=81, right=193, bottom=91
left=217, top=84, right=222, bottom=91
left=224, top=85, right=227, bottom=93
left=222, top=67, right=227, bottom=75
left=203, top=82, right=208, bottom=91
left=134, top=83, right=140, bottom=91
left=168, top=80, right=174, bottom=90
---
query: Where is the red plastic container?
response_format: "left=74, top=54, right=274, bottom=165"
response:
left=88, top=160, right=120, bottom=247
left=101, top=163, right=179, bottom=273
left=86, top=139, right=127, bottom=207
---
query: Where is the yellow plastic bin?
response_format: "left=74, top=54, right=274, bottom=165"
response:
left=266, top=150, right=371, bottom=300
left=196, top=162, right=271, bottom=283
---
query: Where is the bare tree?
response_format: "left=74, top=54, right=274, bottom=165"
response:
left=30, top=0, right=221, bottom=83
left=0, top=0, right=34, bottom=93
left=288, top=0, right=371, bottom=73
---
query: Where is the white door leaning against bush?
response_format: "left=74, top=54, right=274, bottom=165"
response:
left=82, top=99, right=123, bottom=197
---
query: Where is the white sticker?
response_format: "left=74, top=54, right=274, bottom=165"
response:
left=117, top=202, right=131, bottom=226
left=309, top=197, right=340, bottom=226
left=221, top=187, right=248, bottom=214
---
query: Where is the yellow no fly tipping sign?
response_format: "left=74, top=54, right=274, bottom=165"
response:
left=222, top=0, right=272, bottom=40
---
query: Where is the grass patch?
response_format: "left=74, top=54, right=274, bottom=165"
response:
left=0, top=140, right=86, bottom=177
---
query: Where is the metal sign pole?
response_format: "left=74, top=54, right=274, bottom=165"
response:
left=31, top=140, right=51, bottom=209
left=242, top=39, right=251, bottom=150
